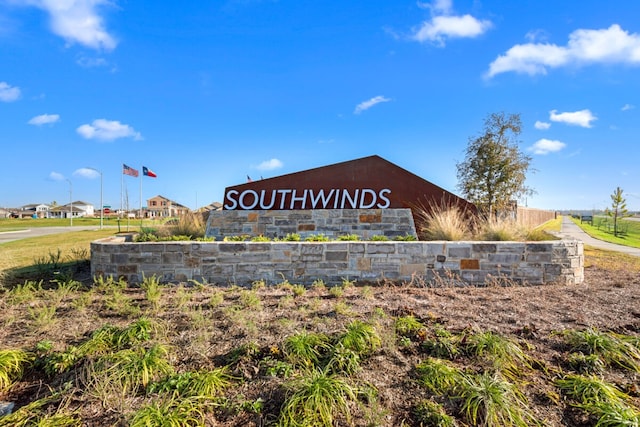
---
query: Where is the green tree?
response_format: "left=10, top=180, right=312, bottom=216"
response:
left=456, top=112, right=534, bottom=218
left=606, top=186, right=628, bottom=237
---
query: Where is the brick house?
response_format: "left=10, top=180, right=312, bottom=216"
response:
left=146, top=195, right=190, bottom=218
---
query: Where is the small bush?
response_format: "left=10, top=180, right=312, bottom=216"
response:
left=305, top=234, right=330, bottom=242
left=370, top=234, right=389, bottom=241
left=337, top=234, right=360, bottom=241
left=394, top=234, right=417, bottom=241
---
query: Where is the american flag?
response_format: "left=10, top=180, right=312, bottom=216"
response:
left=123, top=164, right=139, bottom=177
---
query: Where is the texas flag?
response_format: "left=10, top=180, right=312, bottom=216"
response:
left=143, top=166, right=157, bottom=178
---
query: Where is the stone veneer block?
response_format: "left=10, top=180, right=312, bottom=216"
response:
left=460, top=259, right=480, bottom=270
left=205, top=209, right=417, bottom=240
left=92, top=234, right=583, bottom=287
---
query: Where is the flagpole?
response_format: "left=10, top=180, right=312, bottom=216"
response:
left=120, top=165, right=123, bottom=219
left=139, top=169, right=143, bottom=219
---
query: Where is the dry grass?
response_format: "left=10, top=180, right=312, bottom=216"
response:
left=416, top=204, right=557, bottom=242
left=416, top=205, right=473, bottom=241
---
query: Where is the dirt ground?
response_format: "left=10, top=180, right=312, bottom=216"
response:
left=1, top=250, right=639, bottom=426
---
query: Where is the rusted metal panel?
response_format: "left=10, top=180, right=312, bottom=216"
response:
left=223, top=155, right=475, bottom=215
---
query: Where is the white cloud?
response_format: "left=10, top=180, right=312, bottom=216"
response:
left=0, top=81, right=21, bottom=102
left=20, top=0, right=117, bottom=50
left=413, top=15, right=492, bottom=45
left=487, top=24, right=640, bottom=78
left=534, top=120, right=551, bottom=130
left=549, top=109, right=597, bottom=128
left=49, top=171, right=65, bottom=181
left=354, top=96, right=391, bottom=114
left=28, top=113, right=60, bottom=125
left=622, top=103, right=635, bottom=111
left=255, top=158, right=283, bottom=171
left=76, top=56, right=108, bottom=68
left=412, top=0, right=491, bottom=46
left=529, top=139, right=566, bottom=155
left=73, top=167, right=100, bottom=179
left=77, top=119, right=142, bottom=141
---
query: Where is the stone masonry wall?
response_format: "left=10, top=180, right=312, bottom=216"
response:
left=91, top=239, right=584, bottom=287
left=205, top=209, right=417, bottom=240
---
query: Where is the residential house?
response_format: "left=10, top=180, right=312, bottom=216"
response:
left=20, top=203, right=50, bottom=218
left=48, top=201, right=95, bottom=219
left=146, top=195, right=190, bottom=218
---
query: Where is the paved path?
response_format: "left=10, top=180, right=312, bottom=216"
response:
left=553, top=216, right=640, bottom=257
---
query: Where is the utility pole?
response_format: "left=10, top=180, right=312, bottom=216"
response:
left=86, top=167, right=103, bottom=229
left=66, top=178, right=73, bottom=227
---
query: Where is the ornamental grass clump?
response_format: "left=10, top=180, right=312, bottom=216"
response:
left=93, top=343, right=174, bottom=396
left=415, top=357, right=463, bottom=395
left=394, top=315, right=425, bottom=339
left=167, top=212, right=207, bottom=239
left=554, top=373, right=640, bottom=425
left=463, top=330, right=532, bottom=378
left=476, top=217, right=526, bottom=241
left=283, top=332, right=331, bottom=369
left=417, top=205, right=472, bottom=241
left=278, top=368, right=357, bottom=427
left=414, top=399, right=457, bottom=427
left=336, top=320, right=381, bottom=357
left=457, top=371, right=537, bottom=427
left=0, top=349, right=32, bottom=392
left=130, top=398, right=207, bottom=427
left=559, top=327, right=640, bottom=372
left=148, top=368, right=234, bottom=398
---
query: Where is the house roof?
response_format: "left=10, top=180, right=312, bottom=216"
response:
left=148, top=195, right=189, bottom=209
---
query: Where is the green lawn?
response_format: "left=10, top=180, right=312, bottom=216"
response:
left=571, top=216, right=640, bottom=249
left=0, top=229, right=119, bottom=273
left=0, top=217, right=164, bottom=230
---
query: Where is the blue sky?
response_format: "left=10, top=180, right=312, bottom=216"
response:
left=1, top=0, right=639, bottom=212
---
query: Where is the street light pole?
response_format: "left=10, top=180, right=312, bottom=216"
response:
left=66, top=178, right=73, bottom=227
left=86, top=167, right=103, bottom=229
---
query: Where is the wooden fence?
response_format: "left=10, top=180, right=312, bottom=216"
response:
left=516, top=207, right=556, bottom=228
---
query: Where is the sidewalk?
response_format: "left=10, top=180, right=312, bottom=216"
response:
left=553, top=216, right=640, bottom=257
